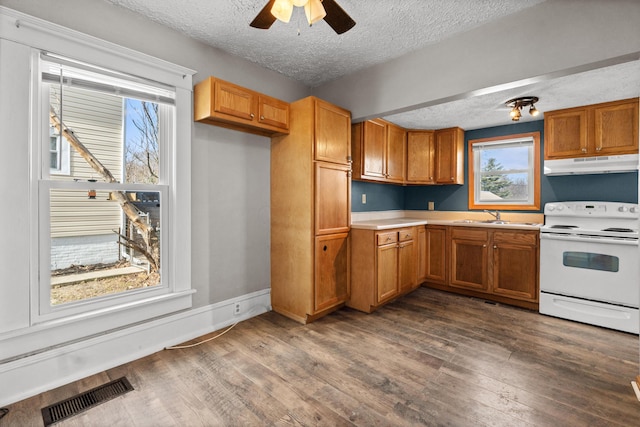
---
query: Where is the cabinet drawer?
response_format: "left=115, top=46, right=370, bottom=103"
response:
left=398, top=228, right=414, bottom=242
left=451, top=227, right=488, bottom=241
left=377, top=232, right=398, bottom=246
left=494, top=231, right=538, bottom=245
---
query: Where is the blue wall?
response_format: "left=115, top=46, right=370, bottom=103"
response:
left=351, top=120, right=639, bottom=213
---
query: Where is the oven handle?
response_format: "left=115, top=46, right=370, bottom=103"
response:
left=540, top=233, right=639, bottom=246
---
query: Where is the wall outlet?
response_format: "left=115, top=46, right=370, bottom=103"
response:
left=233, top=302, right=241, bottom=316
left=428, top=201, right=435, bottom=211
left=361, top=194, right=367, bottom=204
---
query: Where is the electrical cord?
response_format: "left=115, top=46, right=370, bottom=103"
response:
left=0, top=407, right=8, bottom=420
left=165, top=321, right=238, bottom=350
left=165, top=303, right=270, bottom=350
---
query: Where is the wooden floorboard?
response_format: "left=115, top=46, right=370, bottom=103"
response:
left=4, top=287, right=639, bottom=426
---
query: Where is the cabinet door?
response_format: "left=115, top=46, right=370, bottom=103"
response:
left=425, top=226, right=447, bottom=284
left=417, top=226, right=427, bottom=283
left=450, top=229, right=489, bottom=291
left=386, top=123, right=406, bottom=183
left=593, top=100, right=639, bottom=155
left=492, top=231, right=538, bottom=301
left=213, top=79, right=256, bottom=122
left=398, top=240, right=417, bottom=293
left=376, top=243, right=398, bottom=304
left=435, top=127, right=464, bottom=184
left=315, top=99, right=351, bottom=165
left=258, top=95, right=289, bottom=131
left=544, top=109, right=588, bottom=158
left=406, top=131, right=435, bottom=184
left=314, top=233, right=349, bottom=313
left=361, top=119, right=387, bottom=179
left=315, top=162, right=351, bottom=235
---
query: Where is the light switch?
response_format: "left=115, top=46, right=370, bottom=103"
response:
left=428, top=201, right=435, bottom=211
left=362, top=194, right=367, bottom=204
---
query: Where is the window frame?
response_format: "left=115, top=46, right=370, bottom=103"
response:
left=468, top=131, right=541, bottom=211
left=19, top=15, right=195, bottom=334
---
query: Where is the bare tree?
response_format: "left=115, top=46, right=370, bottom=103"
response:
left=125, top=100, right=159, bottom=184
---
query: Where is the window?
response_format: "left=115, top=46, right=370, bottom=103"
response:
left=468, top=132, right=540, bottom=211
left=33, top=50, right=193, bottom=323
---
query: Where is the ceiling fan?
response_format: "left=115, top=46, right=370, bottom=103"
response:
left=250, top=0, right=356, bottom=35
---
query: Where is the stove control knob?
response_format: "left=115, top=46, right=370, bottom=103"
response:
left=630, top=207, right=638, bottom=214
left=547, top=205, right=555, bottom=212
left=556, top=205, right=564, bottom=211
left=618, top=206, right=629, bottom=212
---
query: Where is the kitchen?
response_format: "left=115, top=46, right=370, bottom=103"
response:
left=1, top=0, right=639, bottom=424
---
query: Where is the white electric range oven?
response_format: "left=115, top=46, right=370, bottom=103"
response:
left=539, top=201, right=639, bottom=334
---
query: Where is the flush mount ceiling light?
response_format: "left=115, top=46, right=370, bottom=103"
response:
left=505, top=96, right=540, bottom=121
left=251, top=0, right=356, bottom=34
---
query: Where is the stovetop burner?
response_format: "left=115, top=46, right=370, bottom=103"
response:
left=549, top=225, right=578, bottom=229
left=602, top=227, right=635, bottom=233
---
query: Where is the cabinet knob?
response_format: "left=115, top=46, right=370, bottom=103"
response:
left=596, top=146, right=602, bottom=151
left=430, top=176, right=433, bottom=180
left=386, top=237, right=392, bottom=241
left=581, top=147, right=587, bottom=153
left=493, top=245, right=497, bottom=249
left=450, top=177, right=454, bottom=181
left=483, top=244, right=487, bottom=248
left=250, top=113, right=255, bottom=118
left=260, top=115, right=265, bottom=120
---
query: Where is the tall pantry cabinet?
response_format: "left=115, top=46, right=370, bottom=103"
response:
left=271, top=96, right=352, bottom=324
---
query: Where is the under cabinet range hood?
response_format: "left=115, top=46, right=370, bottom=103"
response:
left=543, top=154, right=639, bottom=175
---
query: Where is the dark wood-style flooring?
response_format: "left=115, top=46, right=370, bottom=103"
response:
left=4, top=288, right=640, bottom=426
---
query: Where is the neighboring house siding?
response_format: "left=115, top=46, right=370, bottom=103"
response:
left=50, top=86, right=123, bottom=239
left=49, top=86, right=123, bottom=268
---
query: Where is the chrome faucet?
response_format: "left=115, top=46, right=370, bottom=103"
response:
left=484, top=210, right=501, bottom=221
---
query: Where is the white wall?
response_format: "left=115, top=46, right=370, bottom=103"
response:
left=314, top=0, right=640, bottom=121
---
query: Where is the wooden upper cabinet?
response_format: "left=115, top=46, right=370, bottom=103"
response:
left=544, top=108, right=587, bottom=157
left=545, top=98, right=638, bottom=159
left=352, top=120, right=386, bottom=180
left=406, top=130, right=435, bottom=184
left=352, top=119, right=406, bottom=183
left=386, top=122, right=406, bottom=183
left=593, top=99, right=639, bottom=155
left=258, top=95, right=290, bottom=130
left=314, top=99, right=351, bottom=165
left=194, top=76, right=289, bottom=136
left=434, top=127, right=464, bottom=184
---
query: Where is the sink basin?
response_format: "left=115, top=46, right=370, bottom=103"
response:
left=478, top=220, right=510, bottom=224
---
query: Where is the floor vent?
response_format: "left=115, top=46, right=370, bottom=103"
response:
left=41, top=377, right=133, bottom=426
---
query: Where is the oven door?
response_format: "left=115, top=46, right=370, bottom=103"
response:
left=540, top=233, right=639, bottom=307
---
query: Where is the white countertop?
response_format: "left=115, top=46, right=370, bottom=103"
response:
left=350, top=218, right=429, bottom=230
left=351, top=216, right=541, bottom=231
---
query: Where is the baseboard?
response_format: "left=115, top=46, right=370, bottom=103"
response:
left=0, top=289, right=271, bottom=407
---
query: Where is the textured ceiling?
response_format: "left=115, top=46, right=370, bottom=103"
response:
left=102, top=0, right=546, bottom=87
left=101, top=0, right=639, bottom=130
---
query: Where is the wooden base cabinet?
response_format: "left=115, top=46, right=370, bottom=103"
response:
left=271, top=96, right=351, bottom=324
left=423, top=226, right=539, bottom=310
left=422, top=225, right=448, bottom=285
left=349, top=227, right=417, bottom=313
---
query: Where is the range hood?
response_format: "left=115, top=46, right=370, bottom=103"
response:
left=544, top=154, right=639, bottom=176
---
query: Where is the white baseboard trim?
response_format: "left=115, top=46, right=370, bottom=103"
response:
left=0, top=289, right=271, bottom=407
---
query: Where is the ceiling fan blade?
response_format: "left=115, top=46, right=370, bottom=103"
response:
left=322, top=0, right=356, bottom=34
left=250, top=0, right=277, bottom=29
